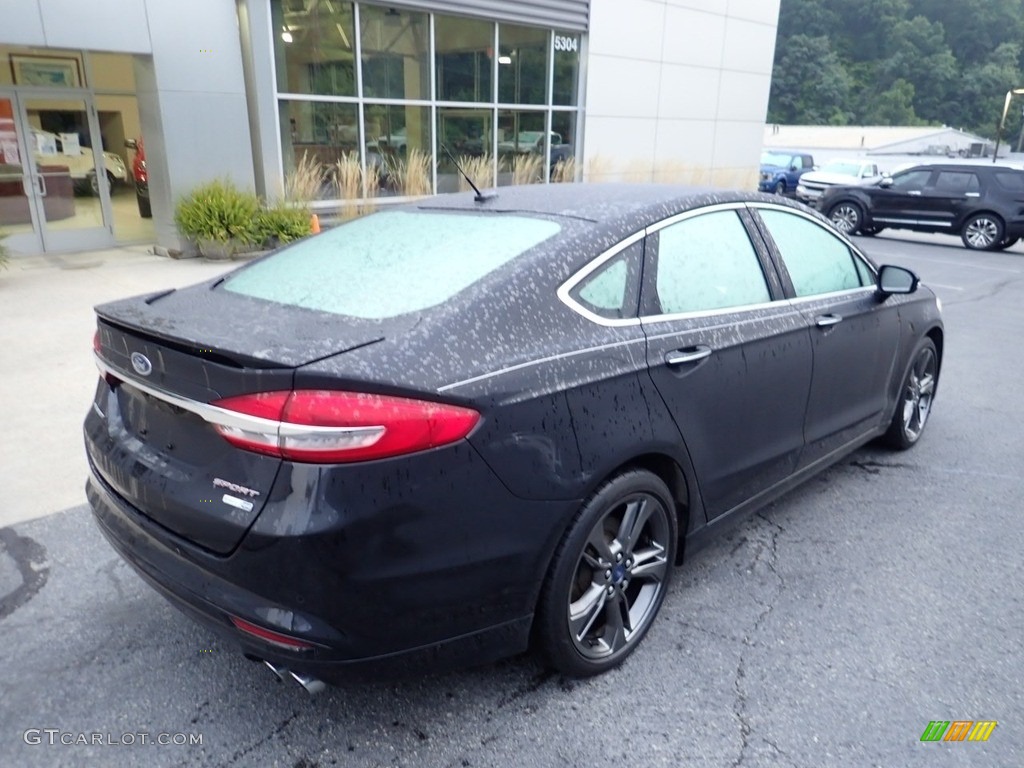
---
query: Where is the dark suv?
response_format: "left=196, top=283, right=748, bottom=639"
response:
left=819, top=163, right=1024, bottom=250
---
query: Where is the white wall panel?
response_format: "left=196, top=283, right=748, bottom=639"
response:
left=721, top=17, right=777, bottom=74
left=37, top=0, right=151, bottom=53
left=585, top=56, right=662, bottom=118
left=658, top=64, right=721, bottom=121
left=661, top=6, right=725, bottom=68
left=588, top=0, right=664, bottom=60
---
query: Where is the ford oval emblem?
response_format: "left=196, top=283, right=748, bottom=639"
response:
left=130, top=352, right=153, bottom=377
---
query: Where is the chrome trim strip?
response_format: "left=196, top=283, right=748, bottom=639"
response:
left=874, top=217, right=953, bottom=228
left=643, top=201, right=748, bottom=235
left=93, top=353, right=383, bottom=440
left=438, top=337, right=645, bottom=392
left=784, top=286, right=877, bottom=305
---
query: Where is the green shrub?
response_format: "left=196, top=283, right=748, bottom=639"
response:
left=174, top=180, right=312, bottom=253
left=253, top=205, right=312, bottom=247
left=174, top=179, right=261, bottom=247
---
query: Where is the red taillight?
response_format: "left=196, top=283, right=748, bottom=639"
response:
left=209, top=390, right=480, bottom=463
left=229, top=616, right=313, bottom=651
left=93, top=330, right=101, bottom=353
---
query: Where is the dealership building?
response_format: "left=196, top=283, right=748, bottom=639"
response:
left=0, top=0, right=780, bottom=255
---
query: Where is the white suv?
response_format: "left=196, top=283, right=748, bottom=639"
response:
left=31, top=129, right=128, bottom=195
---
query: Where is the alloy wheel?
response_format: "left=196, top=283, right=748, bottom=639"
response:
left=567, top=492, right=670, bottom=661
left=829, top=203, right=861, bottom=235
left=900, top=345, right=937, bottom=443
left=963, top=217, right=1000, bottom=249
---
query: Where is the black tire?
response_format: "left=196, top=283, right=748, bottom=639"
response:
left=961, top=214, right=1004, bottom=250
left=535, top=470, right=677, bottom=677
left=859, top=225, right=885, bottom=237
left=828, top=201, right=864, bottom=236
left=87, top=170, right=99, bottom=196
left=882, top=338, right=938, bottom=450
left=136, top=192, right=152, bottom=218
left=773, top=180, right=786, bottom=195
left=993, top=236, right=1019, bottom=251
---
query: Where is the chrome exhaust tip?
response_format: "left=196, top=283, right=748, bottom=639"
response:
left=263, top=660, right=289, bottom=682
left=262, top=660, right=326, bottom=695
left=290, top=670, right=327, bottom=695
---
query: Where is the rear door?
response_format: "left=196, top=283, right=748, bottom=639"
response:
left=919, top=169, right=982, bottom=230
left=640, top=205, right=813, bottom=519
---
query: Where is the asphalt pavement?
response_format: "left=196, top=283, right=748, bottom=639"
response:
left=1, top=234, right=1022, bottom=767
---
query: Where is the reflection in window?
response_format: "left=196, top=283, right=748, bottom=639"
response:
left=437, top=108, right=492, bottom=193
left=360, top=5, right=429, bottom=100
left=758, top=210, right=864, bottom=297
left=279, top=100, right=358, bottom=199
left=497, top=110, right=545, bottom=186
left=271, top=0, right=355, bottom=96
left=655, top=211, right=770, bottom=314
left=890, top=170, right=931, bottom=191
left=499, top=25, right=548, bottom=105
left=435, top=15, right=493, bottom=103
left=364, top=104, right=430, bottom=196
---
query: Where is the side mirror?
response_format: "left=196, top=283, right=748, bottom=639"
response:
left=879, top=177, right=894, bottom=188
left=789, top=165, right=799, bottom=172
left=878, top=265, right=919, bottom=295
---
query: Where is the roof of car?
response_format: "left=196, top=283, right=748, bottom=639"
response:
left=412, top=183, right=779, bottom=224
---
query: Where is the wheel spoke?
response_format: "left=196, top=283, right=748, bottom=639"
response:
left=630, top=544, right=668, bottom=583
left=569, top=583, right=607, bottom=641
left=616, top=497, right=652, bottom=557
left=604, top=595, right=628, bottom=650
left=918, top=373, right=935, bottom=396
left=584, top=526, right=614, bottom=568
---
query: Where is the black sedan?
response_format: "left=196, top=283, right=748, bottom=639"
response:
left=84, top=185, right=943, bottom=689
left=820, top=162, right=1024, bottom=250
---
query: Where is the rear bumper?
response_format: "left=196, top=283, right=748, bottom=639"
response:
left=85, top=450, right=576, bottom=680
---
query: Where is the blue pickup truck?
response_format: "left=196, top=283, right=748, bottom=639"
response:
left=759, top=151, right=815, bottom=195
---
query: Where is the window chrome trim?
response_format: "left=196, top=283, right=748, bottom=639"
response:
left=556, top=229, right=645, bottom=327
left=638, top=298, right=785, bottom=326
left=644, top=201, right=748, bottom=235
left=785, top=285, right=879, bottom=305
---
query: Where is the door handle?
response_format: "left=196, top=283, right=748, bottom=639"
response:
left=907, top=190, right=922, bottom=196
left=665, top=346, right=712, bottom=365
left=815, top=314, right=843, bottom=328
left=35, top=174, right=47, bottom=197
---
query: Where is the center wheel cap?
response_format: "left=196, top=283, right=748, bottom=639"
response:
left=611, top=564, right=627, bottom=584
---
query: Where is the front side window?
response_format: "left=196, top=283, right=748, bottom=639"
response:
left=758, top=209, right=866, bottom=297
left=223, top=211, right=560, bottom=319
left=653, top=210, right=771, bottom=315
left=889, top=169, right=932, bottom=192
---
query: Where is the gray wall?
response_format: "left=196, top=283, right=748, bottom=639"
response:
left=1, top=0, right=256, bottom=251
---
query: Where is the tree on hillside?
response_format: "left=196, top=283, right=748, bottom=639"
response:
left=768, top=35, right=852, bottom=125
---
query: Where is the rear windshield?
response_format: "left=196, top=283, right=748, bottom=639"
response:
left=223, top=210, right=560, bottom=318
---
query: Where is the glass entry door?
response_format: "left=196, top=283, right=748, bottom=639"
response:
left=0, top=91, right=114, bottom=253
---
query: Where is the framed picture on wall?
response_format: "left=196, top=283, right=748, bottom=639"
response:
left=10, top=54, right=83, bottom=89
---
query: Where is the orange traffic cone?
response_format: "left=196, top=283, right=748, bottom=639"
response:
left=310, top=213, right=321, bottom=234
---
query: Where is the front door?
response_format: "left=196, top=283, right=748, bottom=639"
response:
left=0, top=91, right=114, bottom=253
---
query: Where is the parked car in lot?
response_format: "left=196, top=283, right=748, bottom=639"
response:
left=85, top=185, right=942, bottom=688
left=759, top=151, right=814, bottom=195
left=820, top=163, right=1024, bottom=249
left=796, top=159, right=882, bottom=205
left=31, top=128, right=127, bottom=195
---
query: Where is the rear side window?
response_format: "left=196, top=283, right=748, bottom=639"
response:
left=569, top=241, right=642, bottom=320
left=994, top=171, right=1024, bottom=192
left=758, top=209, right=865, bottom=297
left=223, top=211, right=560, bottom=318
left=933, top=172, right=980, bottom=194
left=653, top=210, right=770, bottom=315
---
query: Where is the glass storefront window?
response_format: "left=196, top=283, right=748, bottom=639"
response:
left=272, top=0, right=356, bottom=96
left=497, top=109, right=545, bottom=186
left=435, top=15, right=493, bottom=103
left=551, top=111, right=577, bottom=181
left=279, top=99, right=359, bottom=199
left=360, top=5, right=429, bottom=100
left=364, top=104, right=430, bottom=196
left=437, top=107, right=492, bottom=193
left=552, top=31, right=580, bottom=106
left=498, top=25, right=548, bottom=105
